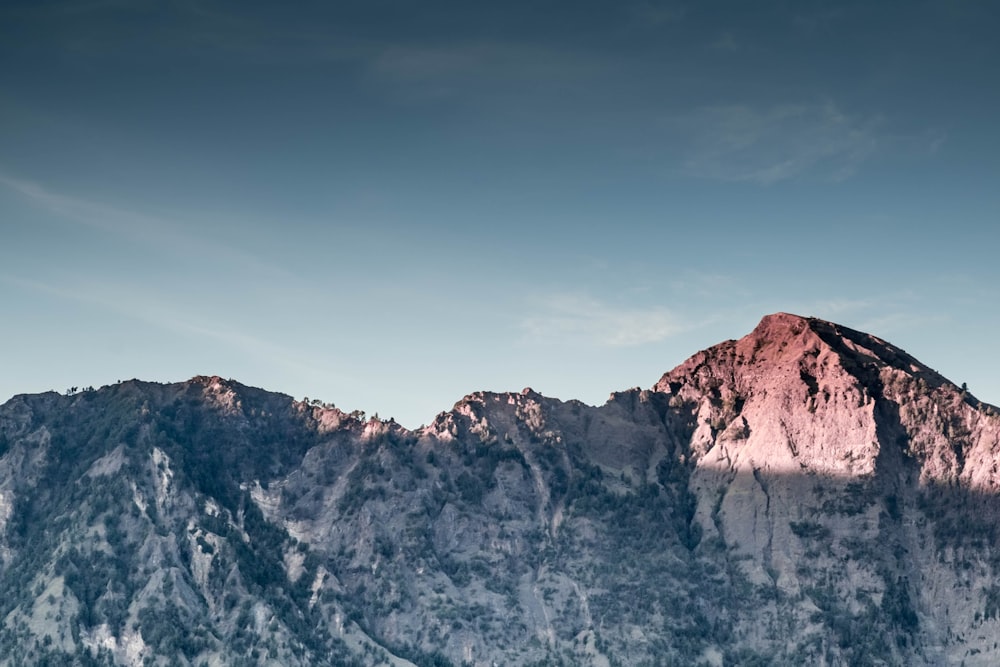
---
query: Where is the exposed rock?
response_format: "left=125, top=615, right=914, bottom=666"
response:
left=0, top=313, right=998, bottom=665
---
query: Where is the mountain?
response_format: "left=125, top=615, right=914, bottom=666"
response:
left=1, top=312, right=999, bottom=666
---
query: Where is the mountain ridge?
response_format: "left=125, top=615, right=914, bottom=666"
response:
left=2, top=313, right=1000, bottom=666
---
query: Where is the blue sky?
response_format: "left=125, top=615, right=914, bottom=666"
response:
left=2, top=1, right=998, bottom=427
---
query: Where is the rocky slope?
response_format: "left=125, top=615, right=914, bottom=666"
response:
left=1, top=313, right=999, bottom=666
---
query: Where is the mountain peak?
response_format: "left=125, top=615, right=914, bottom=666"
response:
left=662, top=312, right=942, bottom=389
left=649, top=312, right=996, bottom=483
left=742, top=312, right=825, bottom=363
left=751, top=311, right=812, bottom=335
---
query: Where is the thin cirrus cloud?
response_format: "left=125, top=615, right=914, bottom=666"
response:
left=629, top=1, right=685, bottom=26
left=521, top=294, right=683, bottom=347
left=0, top=273, right=331, bottom=383
left=773, top=294, right=940, bottom=341
left=0, top=172, right=288, bottom=280
left=671, top=102, right=880, bottom=184
left=367, top=40, right=611, bottom=104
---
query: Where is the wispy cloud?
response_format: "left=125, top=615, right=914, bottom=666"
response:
left=0, top=172, right=288, bottom=279
left=853, top=311, right=947, bottom=339
left=709, top=32, right=740, bottom=52
left=521, top=293, right=683, bottom=347
left=1, top=173, right=108, bottom=224
left=367, top=39, right=612, bottom=107
left=629, top=1, right=685, bottom=26
left=667, top=271, right=749, bottom=300
left=670, top=102, right=880, bottom=184
left=759, top=293, right=945, bottom=341
left=1, top=2, right=369, bottom=65
left=807, top=298, right=882, bottom=317
left=0, top=273, right=330, bottom=381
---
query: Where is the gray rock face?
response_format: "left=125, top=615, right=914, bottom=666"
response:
left=1, top=314, right=999, bottom=666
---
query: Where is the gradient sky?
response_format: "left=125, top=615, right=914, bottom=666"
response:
left=2, top=1, right=998, bottom=428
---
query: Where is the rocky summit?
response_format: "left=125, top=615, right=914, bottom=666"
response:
left=2, top=313, right=999, bottom=666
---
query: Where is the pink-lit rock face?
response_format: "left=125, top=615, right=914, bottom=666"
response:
left=655, top=312, right=998, bottom=484
left=657, top=312, right=880, bottom=476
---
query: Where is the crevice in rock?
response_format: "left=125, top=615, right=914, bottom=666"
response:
left=752, top=467, right=779, bottom=588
